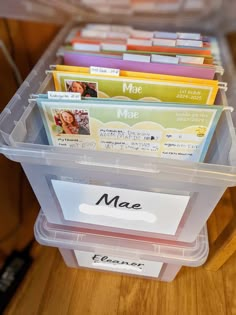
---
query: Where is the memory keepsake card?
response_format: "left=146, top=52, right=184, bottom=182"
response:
left=36, top=96, right=223, bottom=162
left=52, top=70, right=219, bottom=105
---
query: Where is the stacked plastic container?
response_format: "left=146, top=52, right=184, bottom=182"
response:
left=1, top=0, right=236, bottom=281
left=34, top=212, right=209, bottom=281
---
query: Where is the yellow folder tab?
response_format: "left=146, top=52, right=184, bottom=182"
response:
left=55, top=64, right=219, bottom=88
left=52, top=68, right=219, bottom=105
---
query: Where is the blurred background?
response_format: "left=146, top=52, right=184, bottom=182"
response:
left=0, top=19, right=60, bottom=266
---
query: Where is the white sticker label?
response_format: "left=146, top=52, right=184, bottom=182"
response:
left=127, top=38, right=152, bottom=46
left=51, top=180, right=190, bottom=236
left=81, top=29, right=107, bottom=38
left=154, top=31, right=177, bottom=39
left=101, top=43, right=127, bottom=52
left=85, top=24, right=111, bottom=31
left=74, top=250, right=163, bottom=277
left=47, top=91, right=81, bottom=100
left=90, top=66, right=120, bottom=76
left=151, top=54, right=179, bottom=64
left=177, top=55, right=204, bottom=64
left=152, top=39, right=176, bottom=47
left=176, top=39, right=203, bottom=48
left=85, top=24, right=133, bottom=33
left=123, top=53, right=150, bottom=63
left=130, top=30, right=154, bottom=39
left=177, top=32, right=201, bottom=40
left=73, top=43, right=101, bottom=52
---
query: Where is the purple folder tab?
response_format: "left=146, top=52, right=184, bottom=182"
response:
left=64, top=52, right=215, bottom=80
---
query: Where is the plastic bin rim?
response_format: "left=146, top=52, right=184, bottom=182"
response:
left=1, top=143, right=236, bottom=185
left=34, top=212, right=209, bottom=267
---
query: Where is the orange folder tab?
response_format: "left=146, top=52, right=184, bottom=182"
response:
left=127, top=44, right=212, bottom=56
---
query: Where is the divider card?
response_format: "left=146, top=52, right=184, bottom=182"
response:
left=69, top=40, right=213, bottom=62
left=65, top=25, right=221, bottom=72
left=36, top=97, right=223, bottom=162
left=54, top=65, right=218, bottom=87
left=64, top=45, right=214, bottom=65
left=52, top=70, right=219, bottom=105
left=63, top=52, right=217, bottom=80
left=69, top=25, right=216, bottom=57
left=124, top=44, right=211, bottom=56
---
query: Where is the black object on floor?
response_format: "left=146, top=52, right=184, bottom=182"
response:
left=0, top=241, right=33, bottom=314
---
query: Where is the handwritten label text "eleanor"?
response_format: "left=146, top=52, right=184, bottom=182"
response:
left=92, top=254, right=144, bottom=269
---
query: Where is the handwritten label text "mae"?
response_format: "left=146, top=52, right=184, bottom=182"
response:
left=96, top=193, right=142, bottom=210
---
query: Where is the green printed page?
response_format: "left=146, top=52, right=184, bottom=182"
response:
left=37, top=97, right=223, bottom=162
left=52, top=71, right=218, bottom=105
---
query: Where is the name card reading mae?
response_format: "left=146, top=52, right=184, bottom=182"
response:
left=74, top=250, right=164, bottom=277
left=51, top=179, right=190, bottom=236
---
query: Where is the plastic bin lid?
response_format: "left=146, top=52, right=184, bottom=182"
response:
left=34, top=211, right=209, bottom=267
left=0, top=0, right=236, bottom=32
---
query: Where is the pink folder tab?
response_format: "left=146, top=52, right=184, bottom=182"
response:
left=63, top=52, right=216, bottom=79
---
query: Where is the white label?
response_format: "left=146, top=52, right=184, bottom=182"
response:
left=90, top=66, right=120, bottom=76
left=176, top=39, right=203, bottom=48
left=152, top=39, right=176, bottom=47
left=177, top=55, right=204, bottom=64
left=130, top=30, right=154, bottom=39
left=81, top=29, right=107, bottom=38
left=127, top=38, right=152, bottom=46
left=74, top=250, right=163, bottom=277
left=47, top=91, right=81, bottom=100
left=154, top=31, right=177, bottom=39
left=123, top=53, right=150, bottom=63
left=85, top=24, right=132, bottom=33
left=85, top=24, right=111, bottom=31
left=72, top=43, right=101, bottom=52
left=101, top=43, right=127, bottom=52
left=151, top=54, right=179, bottom=64
left=107, top=31, right=129, bottom=40
left=177, top=32, right=201, bottom=40
left=52, top=180, right=190, bottom=236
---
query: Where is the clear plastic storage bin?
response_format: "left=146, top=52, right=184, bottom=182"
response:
left=1, top=0, right=236, bottom=242
left=34, top=211, right=209, bottom=282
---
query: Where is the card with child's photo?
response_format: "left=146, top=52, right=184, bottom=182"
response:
left=52, top=108, right=91, bottom=136
left=36, top=96, right=223, bottom=162
left=65, top=80, right=98, bottom=98
left=52, top=70, right=219, bottom=105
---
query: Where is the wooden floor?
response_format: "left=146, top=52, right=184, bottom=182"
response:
left=4, top=246, right=236, bottom=315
